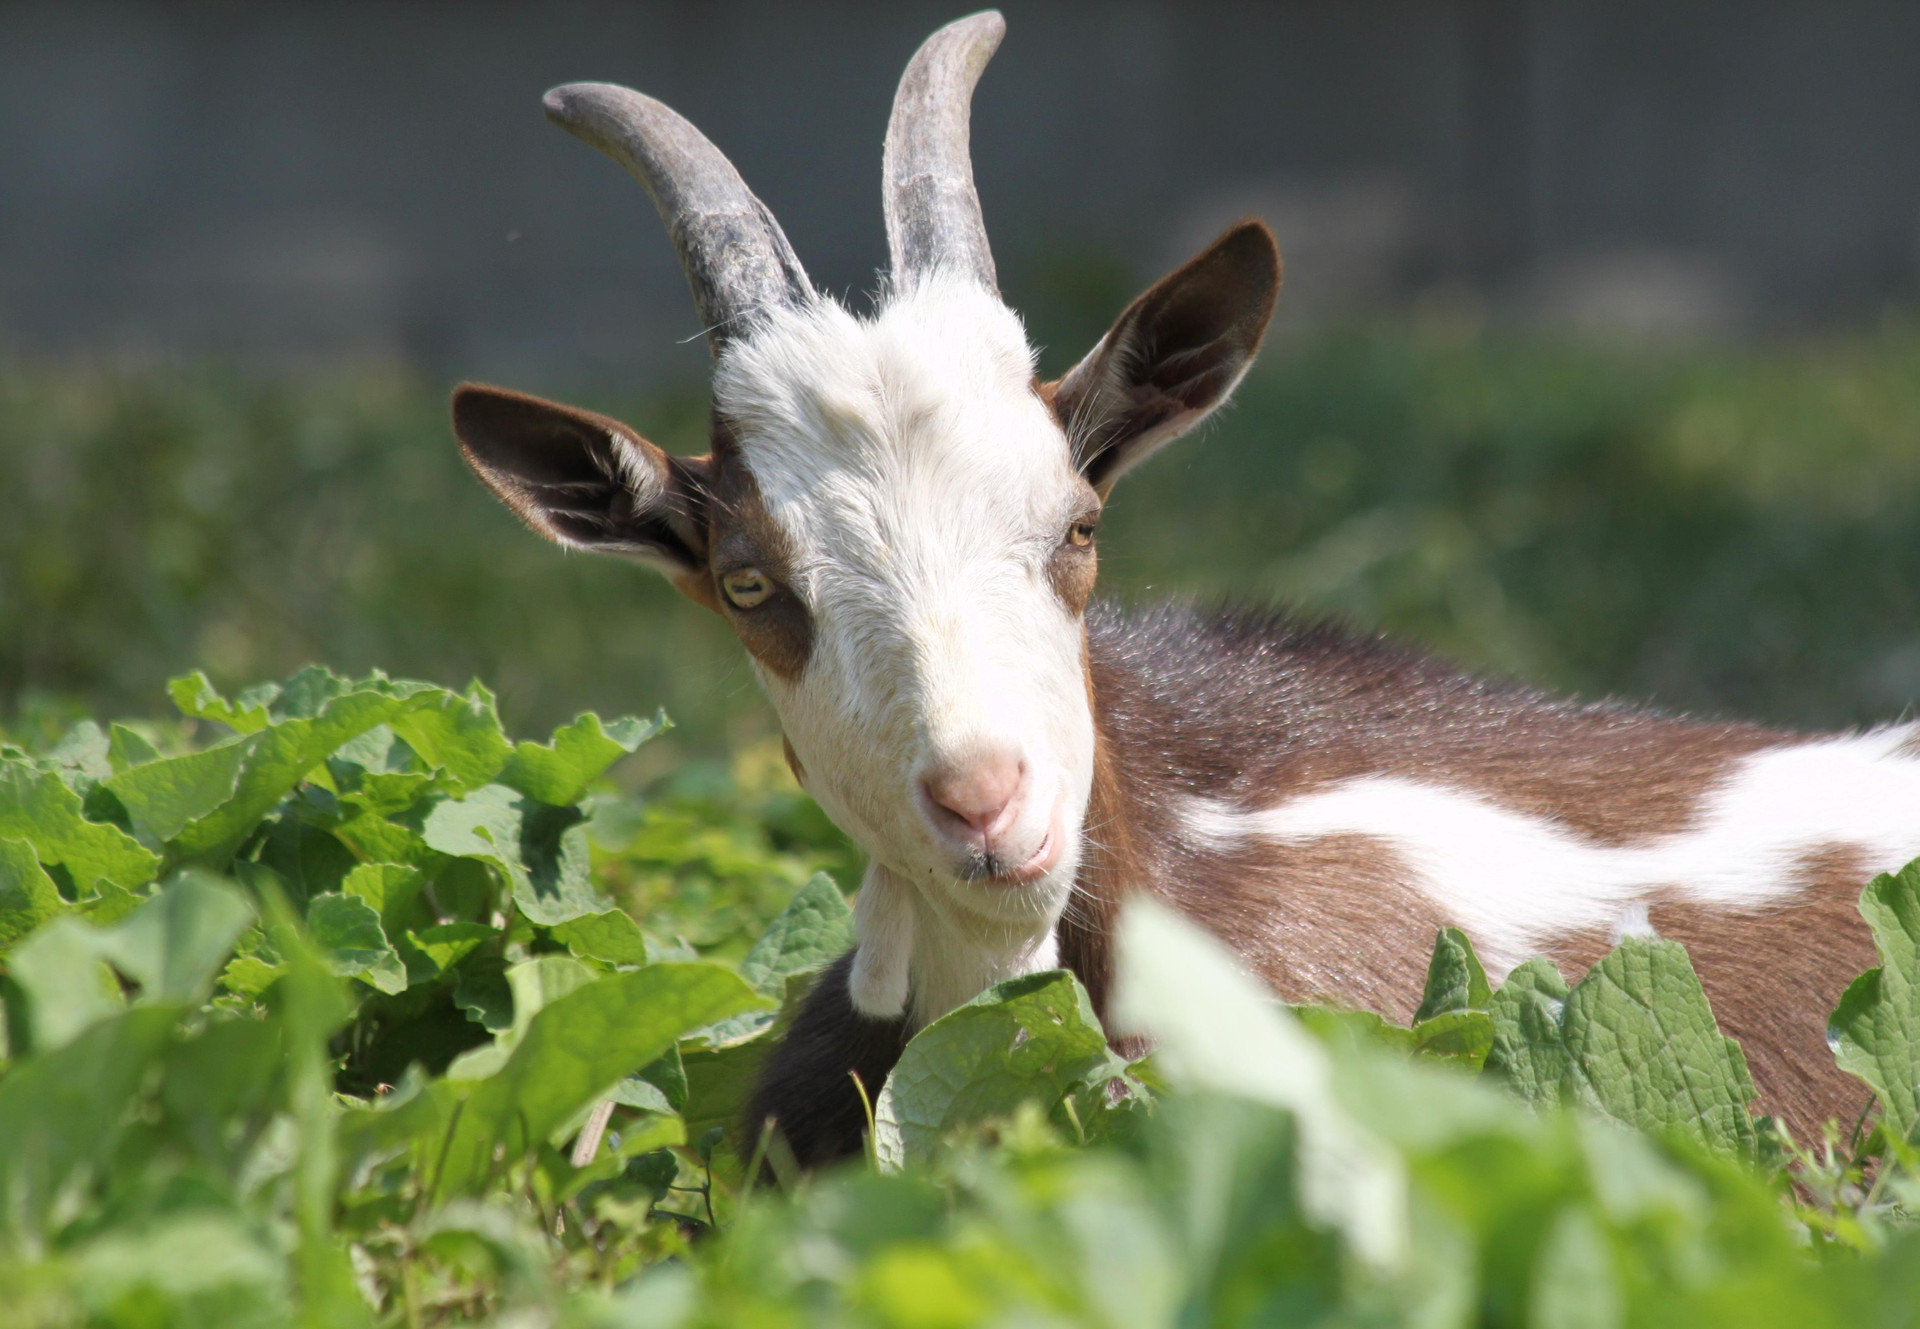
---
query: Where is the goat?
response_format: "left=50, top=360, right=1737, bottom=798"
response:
left=453, top=11, right=1913, bottom=1167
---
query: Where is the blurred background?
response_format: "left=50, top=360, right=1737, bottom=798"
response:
left=4, top=0, right=1920, bottom=768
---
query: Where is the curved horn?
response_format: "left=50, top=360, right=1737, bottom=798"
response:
left=544, top=82, right=813, bottom=356
left=883, top=10, right=1005, bottom=292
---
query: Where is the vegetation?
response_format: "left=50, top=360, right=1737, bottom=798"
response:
left=1, top=666, right=1918, bottom=1327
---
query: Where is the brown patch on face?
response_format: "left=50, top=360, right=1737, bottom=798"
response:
left=1044, top=526, right=1105, bottom=618
left=1542, top=844, right=1879, bottom=1144
left=705, top=419, right=814, bottom=681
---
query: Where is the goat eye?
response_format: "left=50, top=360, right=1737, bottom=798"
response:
left=720, top=568, right=772, bottom=610
left=1066, top=520, right=1096, bottom=549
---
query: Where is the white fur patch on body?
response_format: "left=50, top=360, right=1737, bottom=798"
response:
left=1179, top=725, right=1920, bottom=978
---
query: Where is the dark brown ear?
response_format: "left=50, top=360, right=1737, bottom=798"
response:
left=1047, top=220, right=1280, bottom=495
left=452, top=383, right=710, bottom=574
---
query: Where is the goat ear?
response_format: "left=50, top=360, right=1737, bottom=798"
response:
left=1048, top=220, right=1280, bottom=495
left=452, top=383, right=709, bottom=575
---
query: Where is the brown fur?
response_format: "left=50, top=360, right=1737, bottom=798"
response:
left=703, top=421, right=814, bottom=680
left=1071, top=602, right=1882, bottom=1138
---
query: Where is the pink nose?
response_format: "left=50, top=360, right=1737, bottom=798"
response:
left=922, top=752, right=1024, bottom=842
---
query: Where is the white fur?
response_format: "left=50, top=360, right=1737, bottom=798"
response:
left=1178, top=725, right=1920, bottom=978
left=849, top=863, right=914, bottom=1017
left=715, top=277, right=1096, bottom=1024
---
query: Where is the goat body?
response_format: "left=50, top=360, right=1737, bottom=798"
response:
left=456, top=12, right=1904, bottom=1170
left=750, top=602, right=1898, bottom=1164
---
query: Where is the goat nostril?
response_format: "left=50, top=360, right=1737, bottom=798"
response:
left=922, top=756, right=1024, bottom=839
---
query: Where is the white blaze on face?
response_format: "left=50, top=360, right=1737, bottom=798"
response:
left=714, top=277, right=1099, bottom=1013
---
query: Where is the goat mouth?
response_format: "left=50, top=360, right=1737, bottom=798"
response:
left=957, top=824, right=1059, bottom=886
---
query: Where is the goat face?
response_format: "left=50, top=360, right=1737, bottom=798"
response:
left=451, top=13, right=1277, bottom=1022
left=712, top=278, right=1098, bottom=922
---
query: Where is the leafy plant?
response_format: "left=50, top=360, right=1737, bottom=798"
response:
left=2, top=667, right=1920, bottom=1325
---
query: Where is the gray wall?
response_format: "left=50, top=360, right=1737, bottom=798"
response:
left=2, top=1, right=1918, bottom=385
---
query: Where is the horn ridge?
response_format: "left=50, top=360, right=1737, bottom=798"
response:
left=883, top=10, right=1005, bottom=292
left=544, top=81, right=813, bottom=356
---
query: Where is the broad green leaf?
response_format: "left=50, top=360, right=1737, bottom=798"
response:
left=0, top=835, right=67, bottom=947
left=447, top=955, right=600, bottom=1080
left=408, top=920, right=495, bottom=975
left=100, top=736, right=251, bottom=848
left=1564, top=939, right=1758, bottom=1158
left=1415, top=926, right=1492, bottom=1022
left=421, top=783, right=606, bottom=925
left=94, top=870, right=255, bottom=1002
left=1408, top=1008, right=1495, bottom=1071
left=72, top=1211, right=289, bottom=1324
left=0, top=758, right=159, bottom=895
left=1111, top=898, right=1408, bottom=1269
left=610, top=1046, right=689, bottom=1115
left=455, top=955, right=514, bottom=1033
left=46, top=720, right=114, bottom=793
left=389, top=681, right=511, bottom=794
left=1530, top=1207, right=1621, bottom=1329
left=432, top=963, right=764, bottom=1198
left=168, top=670, right=274, bottom=733
left=1829, top=860, right=1920, bottom=1140
left=738, top=871, right=853, bottom=996
left=220, top=953, right=288, bottom=999
left=1488, top=939, right=1759, bottom=1160
left=340, top=860, right=427, bottom=929
left=500, top=711, right=665, bottom=806
left=1486, top=958, right=1575, bottom=1108
left=306, top=892, right=408, bottom=994
left=0, top=1003, right=181, bottom=1234
left=874, top=969, right=1121, bottom=1167
left=681, top=1038, right=776, bottom=1147
left=7, top=919, right=124, bottom=1049
left=551, top=909, right=652, bottom=968
left=8, top=873, right=252, bottom=1049
left=127, top=684, right=438, bottom=868
left=106, top=722, right=162, bottom=771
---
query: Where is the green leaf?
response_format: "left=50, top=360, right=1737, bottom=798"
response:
left=500, top=711, right=665, bottom=806
left=168, top=670, right=274, bottom=733
left=446, top=955, right=600, bottom=1080
left=0, top=758, right=159, bottom=895
left=432, top=963, right=765, bottom=1198
left=116, top=678, right=445, bottom=869
left=7, top=873, right=253, bottom=1049
left=46, top=720, right=114, bottom=792
left=737, top=871, right=853, bottom=997
left=1829, top=860, right=1920, bottom=1141
left=874, top=969, right=1120, bottom=1167
left=408, top=921, right=495, bottom=975
left=99, top=736, right=252, bottom=848
left=421, top=783, right=606, bottom=926
left=388, top=681, right=511, bottom=794
left=1487, top=939, right=1759, bottom=1160
left=306, top=892, right=408, bottom=994
left=610, top=1046, right=689, bottom=1114
left=1415, top=926, right=1493, bottom=1022
left=1409, top=1008, right=1495, bottom=1071
left=551, top=909, right=652, bottom=968
left=106, top=722, right=163, bottom=771
left=0, top=1003, right=182, bottom=1234
left=340, top=860, right=427, bottom=929
left=72, top=1211, right=289, bottom=1323
left=0, top=835, right=68, bottom=947
left=1486, top=958, right=1575, bottom=1108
